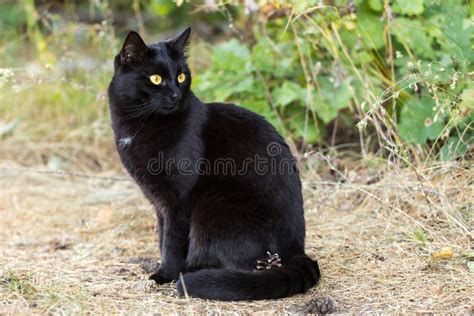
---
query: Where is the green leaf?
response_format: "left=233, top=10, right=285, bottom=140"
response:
left=213, top=83, right=235, bottom=101
left=251, top=40, right=274, bottom=73
left=398, top=97, right=444, bottom=144
left=212, top=39, right=250, bottom=73
left=440, top=135, right=473, bottom=161
left=393, top=0, right=424, bottom=16
left=356, top=2, right=385, bottom=49
left=460, top=88, right=474, bottom=113
left=439, top=4, right=473, bottom=62
left=291, top=0, right=308, bottom=15
left=413, top=229, right=427, bottom=243
left=272, top=81, right=306, bottom=107
left=193, top=71, right=216, bottom=93
left=313, top=78, right=352, bottom=124
left=251, top=39, right=295, bottom=78
left=286, top=108, right=321, bottom=143
left=241, top=99, right=273, bottom=118
left=232, top=76, right=254, bottom=94
left=392, top=18, right=433, bottom=58
left=368, top=0, right=383, bottom=12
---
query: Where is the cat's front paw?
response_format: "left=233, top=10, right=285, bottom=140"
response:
left=149, top=269, right=174, bottom=284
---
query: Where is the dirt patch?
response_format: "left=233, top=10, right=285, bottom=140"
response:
left=0, top=159, right=472, bottom=313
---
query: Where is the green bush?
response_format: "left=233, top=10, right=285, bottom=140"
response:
left=194, top=0, right=473, bottom=160
left=1, top=1, right=471, bottom=162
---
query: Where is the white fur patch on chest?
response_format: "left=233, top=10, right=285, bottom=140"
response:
left=118, top=136, right=133, bottom=148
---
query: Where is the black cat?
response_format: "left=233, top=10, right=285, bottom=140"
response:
left=107, top=27, right=320, bottom=301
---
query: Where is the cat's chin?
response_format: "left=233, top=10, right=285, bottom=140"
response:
left=155, top=103, right=185, bottom=115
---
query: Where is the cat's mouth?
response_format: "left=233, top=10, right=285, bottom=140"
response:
left=156, top=103, right=180, bottom=114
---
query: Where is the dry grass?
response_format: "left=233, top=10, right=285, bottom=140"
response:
left=0, top=154, right=472, bottom=314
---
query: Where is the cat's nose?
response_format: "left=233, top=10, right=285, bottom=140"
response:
left=170, top=92, right=181, bottom=103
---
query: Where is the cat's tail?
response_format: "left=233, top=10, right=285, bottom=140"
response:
left=176, top=255, right=320, bottom=301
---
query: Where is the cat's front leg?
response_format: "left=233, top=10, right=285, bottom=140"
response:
left=156, top=212, right=164, bottom=253
left=149, top=208, right=189, bottom=284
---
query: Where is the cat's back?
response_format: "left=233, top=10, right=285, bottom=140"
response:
left=206, top=102, right=267, bottom=126
left=204, top=102, right=284, bottom=153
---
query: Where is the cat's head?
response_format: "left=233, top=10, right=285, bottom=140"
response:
left=109, top=27, right=192, bottom=116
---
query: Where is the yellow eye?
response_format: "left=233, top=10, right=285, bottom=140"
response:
left=177, top=73, right=186, bottom=83
left=149, top=74, right=162, bottom=85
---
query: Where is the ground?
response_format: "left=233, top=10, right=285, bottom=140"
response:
left=0, top=155, right=472, bottom=314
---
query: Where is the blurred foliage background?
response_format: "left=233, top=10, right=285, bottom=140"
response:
left=0, top=0, right=472, bottom=172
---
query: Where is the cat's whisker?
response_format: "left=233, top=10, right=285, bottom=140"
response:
left=126, top=100, right=155, bottom=109
left=123, top=104, right=156, bottom=120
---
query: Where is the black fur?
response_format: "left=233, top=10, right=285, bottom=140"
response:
left=108, top=27, right=320, bottom=301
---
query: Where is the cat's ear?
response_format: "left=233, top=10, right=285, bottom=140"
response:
left=166, top=27, right=191, bottom=55
left=119, top=31, right=148, bottom=65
